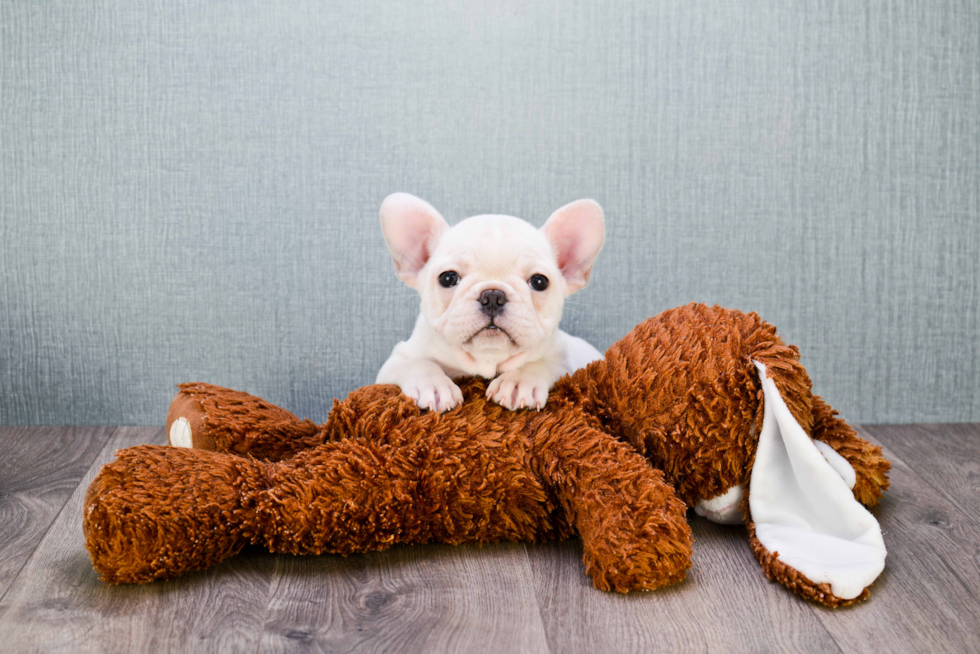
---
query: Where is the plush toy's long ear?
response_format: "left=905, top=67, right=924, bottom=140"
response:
left=542, top=199, right=605, bottom=295
left=379, top=193, right=450, bottom=288
left=748, top=361, right=886, bottom=604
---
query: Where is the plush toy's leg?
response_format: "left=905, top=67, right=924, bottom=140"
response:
left=746, top=362, right=886, bottom=607
left=87, top=436, right=525, bottom=584
left=83, top=445, right=267, bottom=584
left=87, top=410, right=692, bottom=589
left=166, top=383, right=325, bottom=461
left=245, top=433, right=557, bottom=557
left=243, top=440, right=444, bottom=557
left=534, top=415, right=693, bottom=593
left=809, top=395, right=890, bottom=507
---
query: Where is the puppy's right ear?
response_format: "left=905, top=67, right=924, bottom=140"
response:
left=379, top=193, right=450, bottom=288
left=542, top=199, right=605, bottom=295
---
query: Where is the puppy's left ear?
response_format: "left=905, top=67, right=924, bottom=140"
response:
left=542, top=199, right=605, bottom=295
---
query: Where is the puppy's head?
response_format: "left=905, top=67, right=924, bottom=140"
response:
left=380, top=193, right=604, bottom=363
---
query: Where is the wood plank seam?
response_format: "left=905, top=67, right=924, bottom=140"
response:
left=0, top=426, right=118, bottom=609
left=251, top=553, right=289, bottom=654
left=804, top=425, right=980, bottom=653
left=864, top=424, right=980, bottom=532
left=521, top=543, right=556, bottom=654
left=861, top=426, right=980, bottom=535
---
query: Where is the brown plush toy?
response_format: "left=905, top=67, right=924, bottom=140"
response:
left=83, top=303, right=889, bottom=606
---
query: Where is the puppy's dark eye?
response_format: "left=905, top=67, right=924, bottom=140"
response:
left=528, top=274, right=549, bottom=291
left=438, top=271, right=460, bottom=288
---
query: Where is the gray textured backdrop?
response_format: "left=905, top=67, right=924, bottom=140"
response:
left=2, top=0, right=978, bottom=425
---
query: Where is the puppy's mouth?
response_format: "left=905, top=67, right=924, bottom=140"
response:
left=466, top=319, right=516, bottom=345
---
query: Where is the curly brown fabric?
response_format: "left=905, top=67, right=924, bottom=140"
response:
left=560, top=304, right=816, bottom=506
left=84, top=303, right=889, bottom=606
left=746, top=521, right=871, bottom=608
left=89, top=382, right=693, bottom=592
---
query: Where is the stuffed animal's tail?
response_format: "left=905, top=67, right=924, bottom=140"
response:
left=745, top=362, right=886, bottom=606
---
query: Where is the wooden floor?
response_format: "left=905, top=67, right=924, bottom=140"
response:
left=0, top=425, right=978, bottom=653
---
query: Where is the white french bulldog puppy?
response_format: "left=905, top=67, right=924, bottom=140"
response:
left=376, top=193, right=606, bottom=412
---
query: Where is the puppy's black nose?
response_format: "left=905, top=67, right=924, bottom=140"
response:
left=479, top=289, right=508, bottom=317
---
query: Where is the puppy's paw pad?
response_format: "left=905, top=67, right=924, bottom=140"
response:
left=169, top=417, right=193, bottom=448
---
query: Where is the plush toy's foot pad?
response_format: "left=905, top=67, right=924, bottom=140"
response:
left=748, top=362, right=886, bottom=606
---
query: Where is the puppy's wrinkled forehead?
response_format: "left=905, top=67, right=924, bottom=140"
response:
left=432, top=215, right=555, bottom=276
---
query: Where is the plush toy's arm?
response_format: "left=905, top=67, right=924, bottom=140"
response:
left=532, top=414, right=693, bottom=592
left=166, top=383, right=422, bottom=462
left=166, top=383, right=325, bottom=461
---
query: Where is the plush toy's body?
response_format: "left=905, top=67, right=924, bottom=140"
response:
left=84, top=304, right=890, bottom=607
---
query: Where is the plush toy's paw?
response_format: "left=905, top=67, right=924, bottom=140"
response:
left=165, top=383, right=324, bottom=461
left=166, top=388, right=210, bottom=449
left=694, top=484, right=745, bottom=525
left=486, top=369, right=550, bottom=410
left=402, top=374, right=463, bottom=413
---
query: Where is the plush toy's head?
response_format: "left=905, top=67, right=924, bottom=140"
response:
left=557, top=304, right=805, bottom=503
left=84, top=304, right=889, bottom=607
left=556, top=304, right=890, bottom=604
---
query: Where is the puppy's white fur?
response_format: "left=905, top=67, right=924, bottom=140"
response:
left=377, top=193, right=605, bottom=412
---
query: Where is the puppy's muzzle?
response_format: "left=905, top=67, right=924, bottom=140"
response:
left=479, top=289, right=507, bottom=318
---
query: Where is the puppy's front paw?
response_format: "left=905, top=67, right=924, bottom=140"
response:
left=402, top=375, right=464, bottom=413
left=486, top=370, right=551, bottom=410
